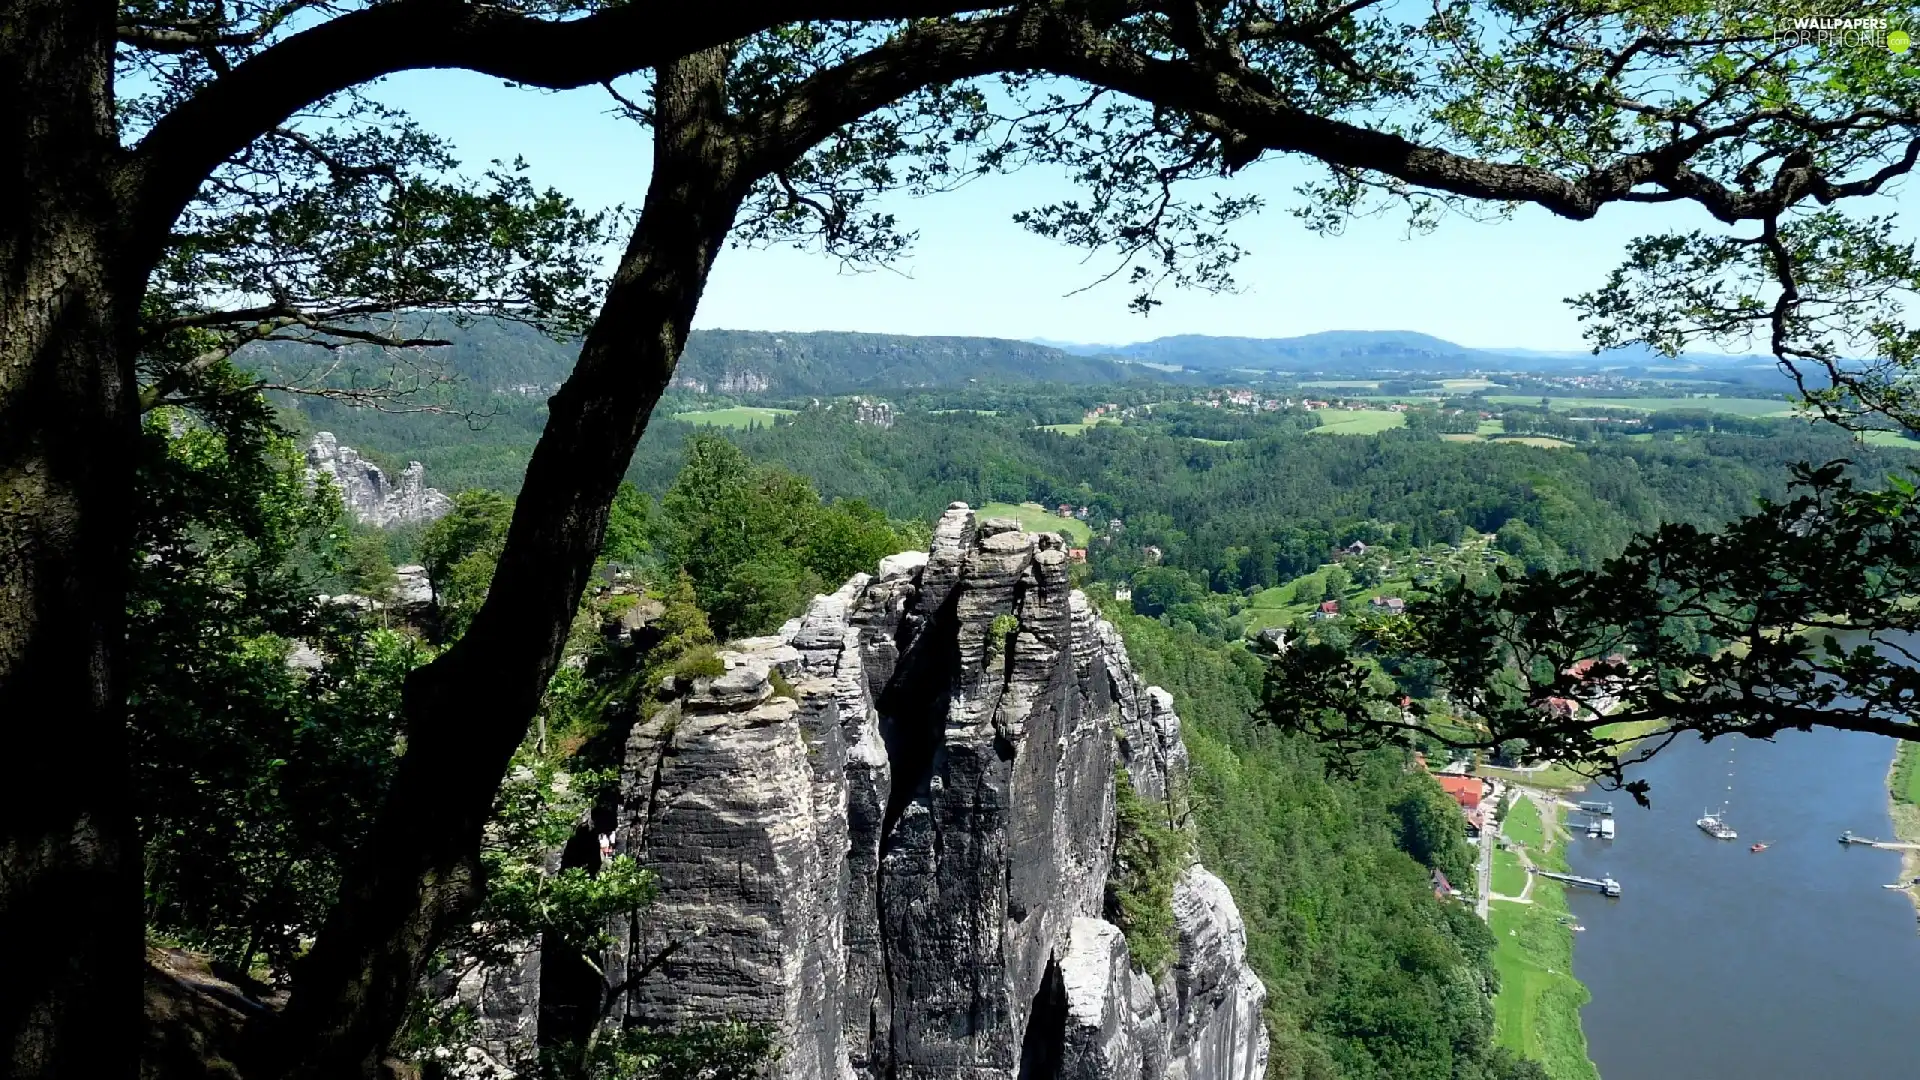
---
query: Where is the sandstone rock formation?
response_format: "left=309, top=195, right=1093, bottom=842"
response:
left=305, top=432, right=452, bottom=527
left=453, top=507, right=1268, bottom=1079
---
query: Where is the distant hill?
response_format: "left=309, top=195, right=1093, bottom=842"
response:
left=1104, top=330, right=1482, bottom=372
left=245, top=319, right=1164, bottom=397
left=1034, top=330, right=1775, bottom=376
left=674, top=329, right=1162, bottom=394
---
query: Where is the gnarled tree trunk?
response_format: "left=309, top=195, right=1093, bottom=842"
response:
left=0, top=2, right=144, bottom=1078
left=264, top=49, right=748, bottom=1079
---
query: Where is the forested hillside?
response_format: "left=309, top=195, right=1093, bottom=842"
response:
left=245, top=320, right=1165, bottom=400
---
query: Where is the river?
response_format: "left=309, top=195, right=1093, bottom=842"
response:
left=1562, top=730, right=1920, bottom=1079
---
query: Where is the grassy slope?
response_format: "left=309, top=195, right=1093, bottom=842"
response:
left=976, top=501, right=1094, bottom=544
left=1492, top=803, right=1597, bottom=1080
left=1501, top=796, right=1545, bottom=849
left=1491, top=848, right=1528, bottom=896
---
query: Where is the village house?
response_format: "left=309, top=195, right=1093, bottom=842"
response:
left=1368, top=595, right=1406, bottom=614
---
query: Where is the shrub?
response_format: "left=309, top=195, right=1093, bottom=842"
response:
left=1107, top=765, right=1190, bottom=979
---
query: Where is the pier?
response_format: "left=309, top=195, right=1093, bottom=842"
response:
left=1534, top=869, right=1622, bottom=897
left=1840, top=830, right=1920, bottom=851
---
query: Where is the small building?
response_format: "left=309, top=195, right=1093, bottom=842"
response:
left=1343, top=540, right=1369, bottom=557
left=1435, top=774, right=1485, bottom=811
left=1058, top=503, right=1074, bottom=516
left=1431, top=868, right=1459, bottom=900
left=1368, top=595, right=1406, bottom=614
left=1114, top=584, right=1133, bottom=603
left=1314, top=600, right=1341, bottom=619
left=1141, top=545, right=1163, bottom=565
left=1067, top=548, right=1088, bottom=563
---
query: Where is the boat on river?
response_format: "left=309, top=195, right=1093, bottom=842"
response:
left=1600, top=818, right=1615, bottom=839
left=1750, top=842, right=1767, bottom=853
left=1698, top=809, right=1738, bottom=840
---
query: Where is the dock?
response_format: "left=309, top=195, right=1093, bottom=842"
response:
left=1533, top=869, right=1622, bottom=897
left=1577, top=800, right=1614, bottom=816
left=1840, top=830, right=1920, bottom=851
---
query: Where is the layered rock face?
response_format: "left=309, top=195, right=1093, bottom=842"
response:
left=305, top=432, right=452, bottom=527
left=605, top=506, right=1268, bottom=1080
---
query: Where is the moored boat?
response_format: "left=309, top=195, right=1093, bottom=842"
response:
left=1698, top=809, right=1737, bottom=840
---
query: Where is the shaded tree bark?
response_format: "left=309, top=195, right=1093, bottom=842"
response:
left=0, top=2, right=144, bottom=1078
left=261, top=47, right=749, bottom=1079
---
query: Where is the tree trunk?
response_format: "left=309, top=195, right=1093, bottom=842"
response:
left=0, top=3, right=145, bottom=1078
left=265, top=50, right=747, bottom=1078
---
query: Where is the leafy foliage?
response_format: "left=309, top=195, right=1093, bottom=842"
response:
left=1261, top=461, right=1920, bottom=796
left=1109, top=611, right=1542, bottom=1080
left=1107, top=765, right=1190, bottom=979
left=131, top=412, right=416, bottom=974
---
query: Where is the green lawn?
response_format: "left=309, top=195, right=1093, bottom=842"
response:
left=1502, top=796, right=1545, bottom=849
left=1441, top=378, right=1501, bottom=391
left=1038, top=422, right=1091, bottom=435
left=1492, top=848, right=1528, bottom=896
left=1595, top=717, right=1665, bottom=753
left=1477, top=419, right=1506, bottom=435
left=1309, top=408, right=1407, bottom=435
left=671, top=406, right=795, bottom=428
left=1300, top=379, right=1381, bottom=389
left=975, top=501, right=1094, bottom=545
left=1482, top=763, right=1591, bottom=792
left=1439, top=433, right=1484, bottom=442
left=1485, top=394, right=1793, bottom=417
left=1892, top=741, right=1920, bottom=806
left=1490, top=892, right=1597, bottom=1080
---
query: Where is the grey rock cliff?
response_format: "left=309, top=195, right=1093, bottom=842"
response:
left=305, top=432, right=452, bottom=527
left=469, top=508, right=1268, bottom=1078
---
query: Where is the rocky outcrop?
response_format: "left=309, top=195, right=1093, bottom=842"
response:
left=461, top=506, right=1268, bottom=1078
left=613, top=506, right=1267, bottom=1079
left=305, top=432, right=452, bottom=527
left=852, top=398, right=895, bottom=428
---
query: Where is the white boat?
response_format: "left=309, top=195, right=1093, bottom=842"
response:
left=1599, top=818, right=1615, bottom=840
left=1587, top=817, right=1601, bottom=837
left=1697, top=809, right=1737, bottom=840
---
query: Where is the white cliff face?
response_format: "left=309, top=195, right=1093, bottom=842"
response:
left=604, top=505, right=1268, bottom=1080
left=305, top=432, right=453, bottom=527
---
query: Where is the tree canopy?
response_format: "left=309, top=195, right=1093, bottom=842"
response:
left=7, top=1, right=1920, bottom=1076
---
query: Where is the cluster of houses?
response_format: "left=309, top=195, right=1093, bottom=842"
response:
left=1413, top=754, right=1495, bottom=900
left=1536, top=654, right=1631, bottom=720
left=1310, top=594, right=1406, bottom=620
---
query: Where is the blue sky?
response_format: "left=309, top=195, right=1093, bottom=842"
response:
left=373, top=69, right=1886, bottom=352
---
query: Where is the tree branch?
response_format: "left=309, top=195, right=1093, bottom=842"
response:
left=123, top=0, right=1002, bottom=271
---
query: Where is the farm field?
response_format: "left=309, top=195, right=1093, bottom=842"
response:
left=1309, top=408, right=1406, bottom=435
left=1490, top=435, right=1575, bottom=449
left=1484, top=395, right=1792, bottom=416
left=1038, top=422, right=1091, bottom=435
left=670, top=406, right=795, bottom=428
left=1858, top=429, right=1920, bottom=450
left=976, top=502, right=1094, bottom=545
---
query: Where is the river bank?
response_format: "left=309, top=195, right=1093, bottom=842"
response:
left=1889, top=741, right=1920, bottom=910
left=1489, top=793, right=1599, bottom=1080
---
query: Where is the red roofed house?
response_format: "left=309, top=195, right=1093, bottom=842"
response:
left=1435, top=774, right=1485, bottom=811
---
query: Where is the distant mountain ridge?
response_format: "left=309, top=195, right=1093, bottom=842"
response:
left=245, top=319, right=1167, bottom=397
left=1039, top=329, right=1773, bottom=375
